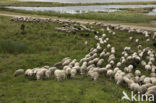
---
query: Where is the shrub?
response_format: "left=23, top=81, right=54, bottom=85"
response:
left=0, top=40, right=30, bottom=54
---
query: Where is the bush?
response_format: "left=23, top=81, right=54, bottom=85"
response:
left=0, top=40, right=30, bottom=54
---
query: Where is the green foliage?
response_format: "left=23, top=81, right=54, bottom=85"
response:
left=0, top=40, right=30, bottom=54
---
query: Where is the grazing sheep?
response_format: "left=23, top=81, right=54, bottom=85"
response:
left=49, top=67, right=57, bottom=74
left=145, top=65, right=151, bottom=71
left=65, top=67, right=72, bottom=78
left=141, top=60, right=146, bottom=67
left=45, top=69, right=52, bottom=79
left=36, top=69, right=47, bottom=80
left=150, top=73, right=156, bottom=77
left=54, top=70, right=66, bottom=81
left=14, top=69, right=24, bottom=77
left=107, top=69, right=114, bottom=79
left=151, top=77, right=156, bottom=85
left=141, top=83, right=153, bottom=93
left=134, top=76, right=140, bottom=83
left=129, top=37, right=133, bottom=41
left=130, top=83, right=141, bottom=93
left=116, top=62, right=122, bottom=67
left=135, top=70, right=141, bottom=76
left=88, top=71, right=99, bottom=81
left=84, top=41, right=88, bottom=46
left=144, top=77, right=151, bottom=84
left=135, top=39, right=139, bottom=44
left=25, top=69, right=34, bottom=77
left=71, top=69, right=77, bottom=78
left=97, top=59, right=104, bottom=67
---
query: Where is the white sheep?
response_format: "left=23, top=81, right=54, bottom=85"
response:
left=97, top=59, right=104, bottom=67
left=88, top=71, right=99, bottom=81
left=130, top=83, right=141, bottom=93
left=151, top=77, right=156, bottom=85
left=54, top=70, right=66, bottom=81
left=71, top=69, right=77, bottom=78
left=36, top=69, right=47, bottom=80
left=129, top=37, right=133, bottom=41
left=25, top=69, right=34, bottom=77
left=116, top=62, right=122, bottom=67
left=145, top=65, right=151, bottom=71
left=135, top=70, right=141, bottom=76
left=107, top=69, right=114, bottom=79
left=45, top=69, right=52, bottom=79
left=14, top=69, right=24, bottom=77
left=144, top=77, right=151, bottom=84
left=65, top=67, right=72, bottom=78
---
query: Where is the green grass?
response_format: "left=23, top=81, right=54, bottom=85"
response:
left=0, top=8, right=156, bottom=24
left=0, top=1, right=156, bottom=7
left=0, top=16, right=155, bottom=103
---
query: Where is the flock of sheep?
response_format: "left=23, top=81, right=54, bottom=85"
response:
left=13, top=17, right=156, bottom=100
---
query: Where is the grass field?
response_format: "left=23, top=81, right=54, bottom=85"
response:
left=0, top=1, right=156, bottom=7
left=0, top=8, right=156, bottom=24
left=0, top=15, right=155, bottom=103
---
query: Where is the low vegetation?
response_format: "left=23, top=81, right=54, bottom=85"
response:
left=0, top=13, right=155, bottom=103
left=0, top=8, right=156, bottom=24
left=0, top=1, right=156, bottom=7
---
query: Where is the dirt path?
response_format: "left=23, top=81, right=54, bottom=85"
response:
left=0, top=13, right=156, bottom=32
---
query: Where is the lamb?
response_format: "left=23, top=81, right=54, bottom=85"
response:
left=54, top=70, right=66, bottom=81
left=14, top=69, right=24, bottom=77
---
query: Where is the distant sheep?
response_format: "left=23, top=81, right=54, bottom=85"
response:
left=14, top=69, right=24, bottom=77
